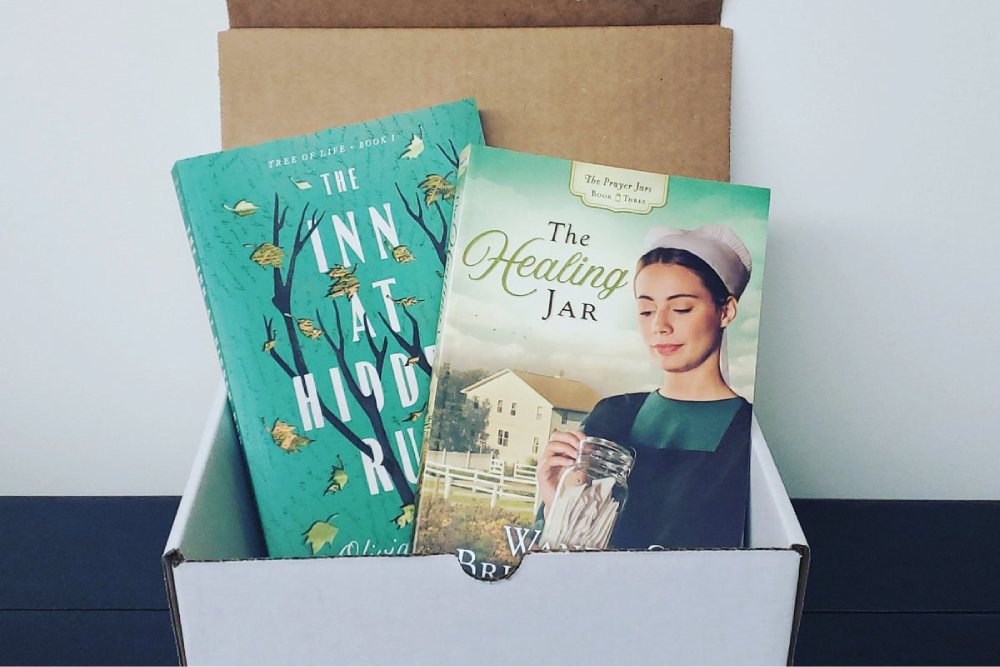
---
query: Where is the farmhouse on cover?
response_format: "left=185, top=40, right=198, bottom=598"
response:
left=462, top=369, right=600, bottom=465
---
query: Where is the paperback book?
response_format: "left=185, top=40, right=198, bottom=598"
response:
left=173, top=99, right=484, bottom=558
left=412, top=146, right=770, bottom=579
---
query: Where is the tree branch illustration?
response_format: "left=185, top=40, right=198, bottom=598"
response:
left=436, top=140, right=459, bottom=170
left=316, top=301, right=413, bottom=504
left=363, top=314, right=389, bottom=375
left=264, top=194, right=415, bottom=508
left=432, top=200, right=450, bottom=247
left=377, top=309, right=432, bottom=376
left=286, top=203, right=326, bottom=291
left=263, top=317, right=295, bottom=378
left=394, top=183, right=447, bottom=266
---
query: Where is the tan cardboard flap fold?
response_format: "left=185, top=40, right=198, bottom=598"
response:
left=227, top=0, right=723, bottom=28
left=219, top=26, right=732, bottom=181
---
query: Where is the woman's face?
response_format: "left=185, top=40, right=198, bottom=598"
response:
left=634, top=262, right=736, bottom=374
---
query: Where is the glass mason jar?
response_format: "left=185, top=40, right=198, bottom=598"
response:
left=539, top=436, right=635, bottom=550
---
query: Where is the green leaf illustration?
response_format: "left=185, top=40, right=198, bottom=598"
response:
left=326, top=456, right=349, bottom=494
left=304, top=518, right=339, bottom=555
left=392, top=504, right=415, bottom=529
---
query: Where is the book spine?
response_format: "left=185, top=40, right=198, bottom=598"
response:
left=171, top=166, right=245, bottom=450
left=429, top=161, right=469, bottom=376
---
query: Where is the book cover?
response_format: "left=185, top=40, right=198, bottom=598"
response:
left=413, top=146, right=770, bottom=579
left=173, top=99, right=484, bottom=558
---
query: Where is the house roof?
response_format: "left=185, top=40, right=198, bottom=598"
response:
left=462, top=369, right=601, bottom=413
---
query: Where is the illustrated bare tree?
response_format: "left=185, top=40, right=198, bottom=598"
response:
left=263, top=194, right=416, bottom=508
left=436, top=139, right=460, bottom=170
left=394, top=139, right=461, bottom=267
left=377, top=308, right=432, bottom=377
left=394, top=183, right=449, bottom=267
left=381, top=138, right=462, bottom=376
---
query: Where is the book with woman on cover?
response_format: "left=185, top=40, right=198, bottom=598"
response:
left=172, top=99, right=484, bottom=558
left=412, top=146, right=770, bottom=580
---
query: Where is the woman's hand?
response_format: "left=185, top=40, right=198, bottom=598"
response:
left=537, top=430, right=584, bottom=519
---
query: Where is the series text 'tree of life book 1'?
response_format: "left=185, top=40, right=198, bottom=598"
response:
left=413, top=146, right=770, bottom=580
left=173, top=99, right=484, bottom=558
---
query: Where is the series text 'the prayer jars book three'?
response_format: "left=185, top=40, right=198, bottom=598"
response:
left=412, top=146, right=770, bottom=580
left=173, top=100, right=484, bottom=558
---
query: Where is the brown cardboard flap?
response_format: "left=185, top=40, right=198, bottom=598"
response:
left=219, top=26, right=731, bottom=182
left=227, top=0, right=723, bottom=29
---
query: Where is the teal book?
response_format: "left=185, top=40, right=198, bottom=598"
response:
left=173, top=99, right=484, bottom=558
left=413, top=146, right=770, bottom=579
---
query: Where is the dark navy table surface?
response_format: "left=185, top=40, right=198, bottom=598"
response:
left=1, top=497, right=998, bottom=665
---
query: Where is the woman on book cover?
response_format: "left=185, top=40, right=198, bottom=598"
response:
left=537, top=225, right=754, bottom=550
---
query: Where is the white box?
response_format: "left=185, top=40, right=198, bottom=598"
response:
left=163, top=387, right=809, bottom=665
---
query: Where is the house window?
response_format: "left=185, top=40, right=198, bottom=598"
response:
left=532, top=436, right=540, bottom=454
left=497, top=400, right=503, bottom=413
left=536, top=406, right=543, bottom=420
left=472, top=397, right=479, bottom=409
left=561, top=412, right=568, bottom=425
left=511, top=402, right=517, bottom=416
left=497, top=430, right=509, bottom=447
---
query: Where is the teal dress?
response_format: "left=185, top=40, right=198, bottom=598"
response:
left=579, top=391, right=752, bottom=550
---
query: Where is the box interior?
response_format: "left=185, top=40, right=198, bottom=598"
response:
left=164, top=388, right=808, bottom=666
left=166, top=386, right=806, bottom=563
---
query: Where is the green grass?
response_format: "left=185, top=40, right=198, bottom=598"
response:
left=423, top=479, right=537, bottom=517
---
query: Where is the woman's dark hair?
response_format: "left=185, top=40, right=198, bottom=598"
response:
left=637, top=247, right=731, bottom=308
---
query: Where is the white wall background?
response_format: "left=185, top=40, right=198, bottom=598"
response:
left=1, top=1, right=997, bottom=499
left=0, top=1, right=228, bottom=494
left=726, top=1, right=1000, bottom=499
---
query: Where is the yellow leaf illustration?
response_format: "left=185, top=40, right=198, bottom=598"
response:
left=304, top=519, right=339, bottom=555
left=418, top=173, right=456, bottom=206
left=262, top=323, right=277, bottom=352
left=326, top=264, right=355, bottom=279
left=399, top=125, right=424, bottom=160
left=393, top=296, right=423, bottom=308
left=223, top=199, right=258, bottom=217
left=296, top=318, right=323, bottom=341
left=249, top=243, right=285, bottom=268
left=392, top=504, right=415, bottom=529
left=326, top=456, right=349, bottom=494
left=386, top=242, right=415, bottom=264
left=289, top=176, right=312, bottom=190
left=265, top=418, right=313, bottom=453
left=326, top=273, right=360, bottom=299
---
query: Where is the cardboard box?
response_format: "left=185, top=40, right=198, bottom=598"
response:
left=165, top=4, right=808, bottom=664
left=164, top=388, right=807, bottom=665
left=226, top=0, right=723, bottom=29
left=218, top=23, right=732, bottom=180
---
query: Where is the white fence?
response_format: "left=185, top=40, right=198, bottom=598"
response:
left=424, top=450, right=494, bottom=471
left=424, top=459, right=538, bottom=510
